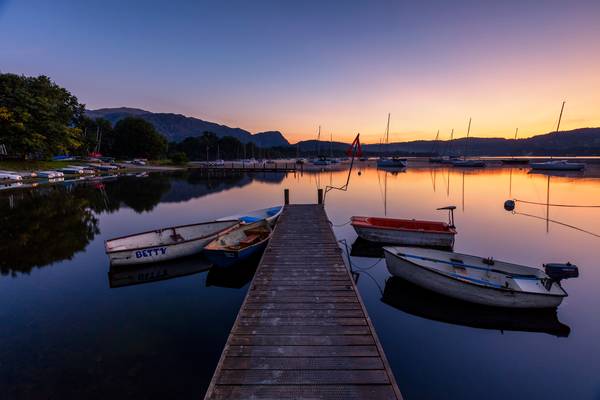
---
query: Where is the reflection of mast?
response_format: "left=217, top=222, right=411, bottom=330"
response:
left=509, top=168, right=513, bottom=197
left=546, top=175, right=550, bottom=233
left=462, top=171, right=465, bottom=211
left=384, top=172, right=388, bottom=216
left=446, top=168, right=450, bottom=197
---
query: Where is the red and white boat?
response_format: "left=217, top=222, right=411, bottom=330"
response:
left=351, top=207, right=457, bottom=249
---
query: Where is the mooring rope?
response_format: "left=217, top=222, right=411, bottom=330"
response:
left=513, top=211, right=600, bottom=238
left=513, top=198, right=600, bottom=208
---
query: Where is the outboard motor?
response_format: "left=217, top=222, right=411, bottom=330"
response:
left=544, top=263, right=579, bottom=281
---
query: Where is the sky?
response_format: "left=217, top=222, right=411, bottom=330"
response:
left=1, top=0, right=600, bottom=144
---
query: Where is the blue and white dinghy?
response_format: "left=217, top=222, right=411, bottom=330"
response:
left=204, top=219, right=272, bottom=267
left=217, top=205, right=282, bottom=225
left=383, top=247, right=577, bottom=308
left=105, top=220, right=238, bottom=266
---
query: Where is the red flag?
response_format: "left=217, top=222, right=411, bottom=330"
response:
left=346, top=133, right=362, bottom=157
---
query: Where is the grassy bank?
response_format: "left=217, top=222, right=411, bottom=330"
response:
left=0, top=160, right=76, bottom=171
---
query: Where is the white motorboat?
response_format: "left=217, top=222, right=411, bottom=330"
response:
left=530, top=160, right=585, bottom=171
left=383, top=246, right=577, bottom=308
left=217, top=205, right=283, bottom=225
left=105, top=220, right=238, bottom=266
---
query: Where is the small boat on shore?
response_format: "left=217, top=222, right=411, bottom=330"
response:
left=383, top=247, right=577, bottom=308
left=37, top=170, right=64, bottom=179
left=0, top=172, right=23, bottom=181
left=530, top=160, right=585, bottom=171
left=105, top=220, right=238, bottom=266
left=217, top=205, right=282, bottom=225
left=59, top=166, right=85, bottom=175
left=204, top=220, right=272, bottom=267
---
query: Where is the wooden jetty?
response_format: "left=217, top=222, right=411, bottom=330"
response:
left=191, top=161, right=299, bottom=172
left=204, top=202, right=402, bottom=399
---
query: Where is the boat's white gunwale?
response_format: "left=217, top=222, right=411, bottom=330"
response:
left=384, top=248, right=567, bottom=298
left=105, top=220, right=238, bottom=253
left=352, top=217, right=456, bottom=235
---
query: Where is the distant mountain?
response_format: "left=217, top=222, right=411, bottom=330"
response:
left=86, top=107, right=289, bottom=147
left=361, top=127, right=600, bottom=156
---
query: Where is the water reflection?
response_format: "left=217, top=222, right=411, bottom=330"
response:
left=108, top=257, right=211, bottom=288
left=0, top=186, right=99, bottom=275
left=206, top=260, right=259, bottom=289
left=382, top=277, right=571, bottom=337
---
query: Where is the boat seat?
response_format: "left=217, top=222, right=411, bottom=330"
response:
left=239, top=234, right=260, bottom=246
left=170, top=233, right=184, bottom=242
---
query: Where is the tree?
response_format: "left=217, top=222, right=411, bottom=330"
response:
left=111, top=117, right=167, bottom=159
left=0, top=73, right=85, bottom=158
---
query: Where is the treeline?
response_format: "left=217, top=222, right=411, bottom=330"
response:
left=0, top=73, right=168, bottom=159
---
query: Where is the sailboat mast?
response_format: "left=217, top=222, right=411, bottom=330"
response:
left=330, top=133, right=333, bottom=158
left=385, top=113, right=391, bottom=144
left=514, top=127, right=519, bottom=140
left=464, top=117, right=472, bottom=157
left=556, top=101, right=565, bottom=132
left=316, top=125, right=321, bottom=157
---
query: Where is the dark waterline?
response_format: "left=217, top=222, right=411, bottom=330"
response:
left=1, top=167, right=599, bottom=399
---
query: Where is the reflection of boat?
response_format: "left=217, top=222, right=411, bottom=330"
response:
left=204, top=220, right=272, bottom=267
left=108, top=257, right=211, bottom=288
left=352, top=216, right=456, bottom=248
left=206, top=261, right=259, bottom=288
left=530, top=160, right=585, bottom=171
left=501, top=159, right=529, bottom=165
left=350, top=237, right=385, bottom=258
left=105, top=220, right=238, bottom=266
left=217, top=205, right=282, bottom=225
left=382, top=277, right=570, bottom=337
left=383, top=247, right=572, bottom=308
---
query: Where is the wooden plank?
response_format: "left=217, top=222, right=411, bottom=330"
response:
left=207, top=385, right=397, bottom=400
left=228, top=335, right=374, bottom=346
left=216, top=370, right=390, bottom=385
left=221, top=356, right=384, bottom=370
left=226, top=345, right=379, bottom=357
left=237, top=317, right=367, bottom=326
left=234, top=326, right=371, bottom=335
left=241, top=309, right=365, bottom=318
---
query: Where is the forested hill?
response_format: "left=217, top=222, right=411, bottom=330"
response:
left=86, top=107, right=289, bottom=147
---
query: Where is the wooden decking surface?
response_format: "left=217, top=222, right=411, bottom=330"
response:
left=204, top=204, right=402, bottom=400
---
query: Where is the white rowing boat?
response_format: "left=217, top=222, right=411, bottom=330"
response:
left=105, top=220, right=238, bottom=266
left=383, top=247, right=576, bottom=308
left=0, top=172, right=23, bottom=181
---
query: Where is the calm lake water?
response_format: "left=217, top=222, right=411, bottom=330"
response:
left=1, top=165, right=599, bottom=399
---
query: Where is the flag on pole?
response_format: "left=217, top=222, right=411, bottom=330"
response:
left=346, top=133, right=362, bottom=157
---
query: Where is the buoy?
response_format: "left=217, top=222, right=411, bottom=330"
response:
left=504, top=199, right=515, bottom=211
left=358, top=171, right=362, bottom=176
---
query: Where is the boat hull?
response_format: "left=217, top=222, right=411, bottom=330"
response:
left=204, top=238, right=269, bottom=268
left=451, top=160, right=486, bottom=167
left=354, top=225, right=454, bottom=249
left=384, top=250, right=564, bottom=308
left=108, top=236, right=216, bottom=266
